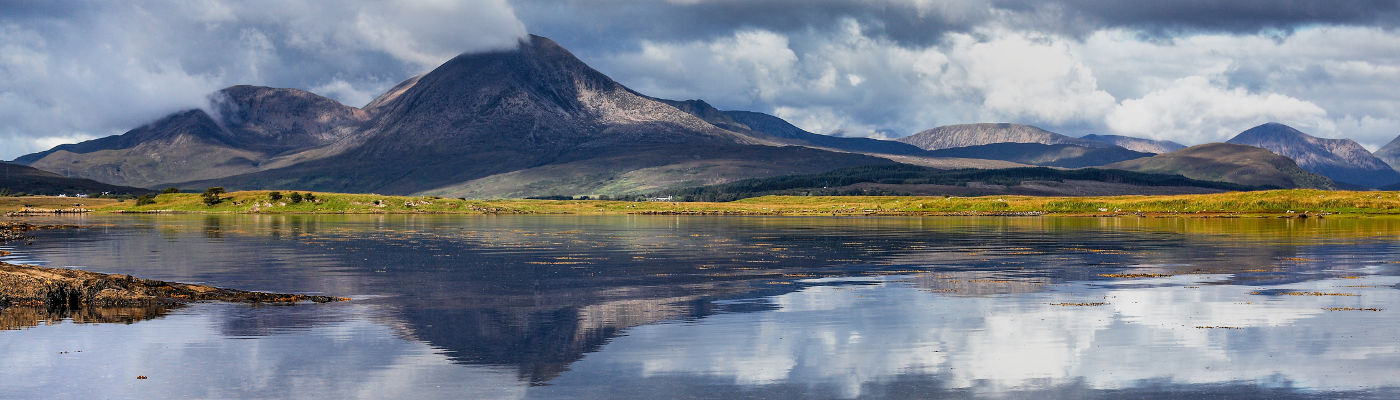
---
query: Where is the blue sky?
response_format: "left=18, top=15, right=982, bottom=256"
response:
left=4, top=0, right=1400, bottom=160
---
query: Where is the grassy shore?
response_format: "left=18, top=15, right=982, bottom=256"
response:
left=4, top=189, right=1391, bottom=217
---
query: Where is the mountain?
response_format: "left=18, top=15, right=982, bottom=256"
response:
left=1080, top=134, right=1186, bottom=154
left=924, top=143, right=1152, bottom=168
left=1373, top=134, right=1400, bottom=173
left=15, top=86, right=368, bottom=188
left=1225, top=123, right=1400, bottom=188
left=0, top=162, right=151, bottom=195
left=1105, top=143, right=1335, bottom=190
left=16, top=35, right=892, bottom=197
left=651, top=98, right=927, bottom=156
left=896, top=123, right=1111, bottom=151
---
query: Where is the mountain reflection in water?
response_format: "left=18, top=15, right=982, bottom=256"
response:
left=2, top=215, right=1398, bottom=398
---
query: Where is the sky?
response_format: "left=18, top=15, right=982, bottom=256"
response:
left=3, top=0, right=1400, bottom=161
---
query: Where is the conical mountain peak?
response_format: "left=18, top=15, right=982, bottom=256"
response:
left=1227, top=122, right=1400, bottom=187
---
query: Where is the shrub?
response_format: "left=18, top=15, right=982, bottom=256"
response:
left=289, top=192, right=303, bottom=203
left=162, top=187, right=180, bottom=194
left=201, top=187, right=225, bottom=206
left=269, top=191, right=283, bottom=201
left=135, top=194, right=156, bottom=206
left=303, top=193, right=316, bottom=202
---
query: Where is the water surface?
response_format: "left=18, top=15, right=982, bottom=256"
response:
left=2, top=215, right=1398, bottom=398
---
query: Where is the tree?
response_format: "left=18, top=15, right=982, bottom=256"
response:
left=303, top=192, right=316, bottom=202
left=201, top=187, right=225, bottom=206
left=269, top=191, right=283, bottom=201
left=289, top=192, right=303, bottom=203
left=0, top=188, right=11, bottom=197
left=162, top=187, right=180, bottom=194
left=135, top=194, right=156, bottom=206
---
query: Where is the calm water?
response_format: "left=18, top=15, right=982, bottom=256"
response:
left=2, top=214, right=1399, bottom=399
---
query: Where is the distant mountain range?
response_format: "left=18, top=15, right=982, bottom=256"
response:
left=10, top=34, right=1399, bottom=197
left=1080, top=134, right=1186, bottom=154
left=1226, top=123, right=1400, bottom=188
left=654, top=99, right=928, bottom=156
left=896, top=123, right=1110, bottom=151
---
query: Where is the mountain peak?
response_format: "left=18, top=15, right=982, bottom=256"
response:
left=1232, top=122, right=1310, bottom=141
left=1227, top=123, right=1400, bottom=187
left=1374, top=133, right=1400, bottom=171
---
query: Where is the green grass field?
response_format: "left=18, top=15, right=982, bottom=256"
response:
left=9, top=189, right=1386, bottom=217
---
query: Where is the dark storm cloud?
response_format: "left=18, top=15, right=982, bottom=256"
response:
left=995, top=0, right=1400, bottom=37
left=514, top=0, right=994, bottom=51
left=515, top=0, right=1400, bottom=51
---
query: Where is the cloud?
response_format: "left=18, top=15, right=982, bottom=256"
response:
left=593, top=22, right=1119, bottom=138
left=1079, top=26, right=1400, bottom=147
left=0, top=0, right=526, bottom=160
left=1105, top=76, right=1328, bottom=144
left=583, top=275, right=1400, bottom=397
left=945, top=30, right=1116, bottom=124
left=993, top=0, right=1400, bottom=37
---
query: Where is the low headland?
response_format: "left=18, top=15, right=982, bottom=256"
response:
left=0, top=222, right=347, bottom=329
left=7, top=189, right=1400, bottom=217
left=0, top=261, right=346, bottom=309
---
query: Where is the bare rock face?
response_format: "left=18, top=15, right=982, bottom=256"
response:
left=897, top=123, right=1111, bottom=151
left=1373, top=134, right=1400, bottom=174
left=1226, top=123, right=1400, bottom=188
left=1080, top=134, right=1186, bottom=154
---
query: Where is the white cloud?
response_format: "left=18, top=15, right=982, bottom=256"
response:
left=596, top=20, right=1118, bottom=140
left=578, top=275, right=1400, bottom=396
left=1079, top=26, right=1400, bottom=146
left=1105, top=76, right=1328, bottom=144
left=311, top=78, right=393, bottom=109
left=591, top=20, right=1400, bottom=147
left=946, top=30, right=1116, bottom=124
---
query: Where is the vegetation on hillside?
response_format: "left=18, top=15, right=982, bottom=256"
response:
left=649, top=164, right=1258, bottom=202
left=68, top=188, right=1400, bottom=217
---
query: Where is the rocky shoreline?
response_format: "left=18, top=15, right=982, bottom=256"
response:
left=0, top=261, right=346, bottom=311
left=1, top=221, right=79, bottom=243
left=0, top=221, right=346, bottom=329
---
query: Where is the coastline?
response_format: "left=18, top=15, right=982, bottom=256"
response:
left=5, top=188, right=1398, bottom=218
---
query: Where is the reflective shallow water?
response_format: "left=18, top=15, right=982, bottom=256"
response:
left=2, top=215, right=1399, bottom=398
